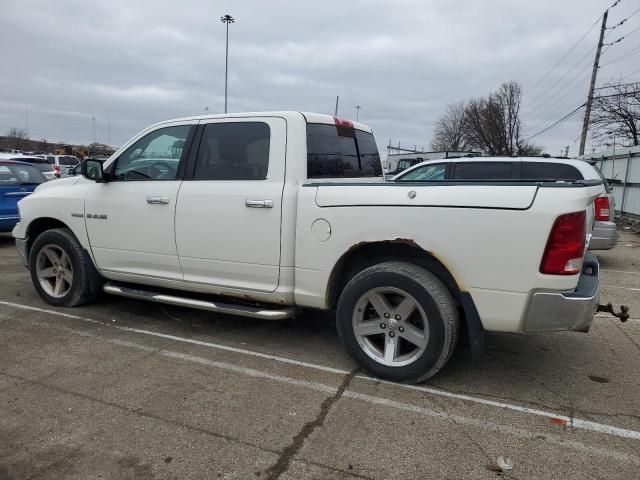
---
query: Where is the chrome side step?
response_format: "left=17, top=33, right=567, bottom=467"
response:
left=103, top=282, right=295, bottom=320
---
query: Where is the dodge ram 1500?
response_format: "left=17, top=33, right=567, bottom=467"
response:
left=13, top=111, right=608, bottom=382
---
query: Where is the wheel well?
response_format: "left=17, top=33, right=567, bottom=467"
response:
left=326, top=240, right=462, bottom=309
left=26, top=218, right=69, bottom=254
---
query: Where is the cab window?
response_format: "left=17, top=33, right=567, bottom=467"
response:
left=193, top=122, right=270, bottom=180
left=113, top=125, right=192, bottom=181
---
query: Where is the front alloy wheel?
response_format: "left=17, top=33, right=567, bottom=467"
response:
left=36, top=244, right=74, bottom=298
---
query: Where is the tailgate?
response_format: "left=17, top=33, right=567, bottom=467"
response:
left=315, top=184, right=539, bottom=209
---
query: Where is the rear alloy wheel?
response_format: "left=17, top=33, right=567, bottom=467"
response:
left=337, top=261, right=459, bottom=383
left=353, top=287, right=429, bottom=367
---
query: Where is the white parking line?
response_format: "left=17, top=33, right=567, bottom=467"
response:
left=601, top=284, right=640, bottom=292
left=600, top=269, right=640, bottom=276
left=9, top=316, right=640, bottom=465
left=2, top=300, right=640, bottom=443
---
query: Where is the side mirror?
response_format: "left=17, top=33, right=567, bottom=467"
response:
left=81, top=159, right=106, bottom=182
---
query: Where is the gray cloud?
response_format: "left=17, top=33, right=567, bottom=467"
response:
left=1, top=0, right=638, bottom=155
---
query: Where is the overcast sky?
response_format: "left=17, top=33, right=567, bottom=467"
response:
left=1, top=0, right=638, bottom=156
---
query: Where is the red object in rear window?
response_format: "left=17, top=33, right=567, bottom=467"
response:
left=594, top=197, right=610, bottom=221
left=540, top=211, right=586, bottom=275
left=333, top=117, right=353, bottom=129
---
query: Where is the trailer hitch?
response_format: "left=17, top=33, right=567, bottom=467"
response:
left=597, top=303, right=630, bottom=323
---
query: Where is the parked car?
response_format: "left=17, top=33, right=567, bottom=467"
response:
left=42, top=155, right=81, bottom=177
left=13, top=112, right=608, bottom=382
left=0, top=160, right=47, bottom=232
left=3, top=155, right=57, bottom=181
left=392, top=156, right=618, bottom=250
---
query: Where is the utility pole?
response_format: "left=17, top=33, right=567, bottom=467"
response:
left=92, top=116, right=96, bottom=144
left=334, top=96, right=339, bottom=116
left=220, top=14, right=235, bottom=114
left=355, top=105, right=361, bottom=121
left=25, top=107, right=29, bottom=136
left=579, top=10, right=608, bottom=156
left=107, top=113, right=111, bottom=147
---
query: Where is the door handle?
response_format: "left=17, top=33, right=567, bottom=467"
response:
left=245, top=199, right=274, bottom=208
left=146, top=195, right=170, bottom=205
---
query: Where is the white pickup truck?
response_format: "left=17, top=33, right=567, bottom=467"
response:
left=13, top=111, right=609, bottom=382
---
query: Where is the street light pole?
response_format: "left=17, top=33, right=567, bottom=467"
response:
left=220, top=14, right=235, bottom=114
left=355, top=105, right=361, bottom=121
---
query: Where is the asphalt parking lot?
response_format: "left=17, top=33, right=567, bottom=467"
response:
left=0, top=232, right=638, bottom=479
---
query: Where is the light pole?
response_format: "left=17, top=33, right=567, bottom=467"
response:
left=355, top=105, right=361, bottom=121
left=220, top=14, right=235, bottom=114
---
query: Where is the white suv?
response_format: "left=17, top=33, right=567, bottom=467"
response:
left=392, top=156, right=618, bottom=250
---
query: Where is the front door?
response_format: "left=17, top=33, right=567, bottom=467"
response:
left=85, top=122, right=195, bottom=280
left=175, top=117, right=286, bottom=292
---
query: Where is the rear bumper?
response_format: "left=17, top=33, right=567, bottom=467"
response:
left=588, top=221, right=618, bottom=250
left=523, top=253, right=600, bottom=332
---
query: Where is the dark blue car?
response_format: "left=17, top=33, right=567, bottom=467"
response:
left=0, top=160, right=47, bottom=232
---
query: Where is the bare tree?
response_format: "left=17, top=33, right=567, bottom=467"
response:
left=431, top=101, right=470, bottom=151
left=590, top=82, right=639, bottom=147
left=6, top=127, right=30, bottom=150
left=432, top=81, right=541, bottom=156
left=463, top=81, right=541, bottom=156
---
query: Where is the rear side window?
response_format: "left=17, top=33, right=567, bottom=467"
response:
left=521, top=162, right=583, bottom=181
left=60, top=156, right=79, bottom=166
left=453, top=162, right=513, bottom=180
left=307, top=123, right=381, bottom=178
left=0, top=164, right=46, bottom=185
left=397, top=163, right=447, bottom=181
left=194, top=122, right=270, bottom=180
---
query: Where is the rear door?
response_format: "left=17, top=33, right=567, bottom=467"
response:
left=175, top=117, right=286, bottom=292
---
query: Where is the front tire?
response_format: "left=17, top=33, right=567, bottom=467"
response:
left=337, top=261, right=459, bottom=383
left=29, top=228, right=101, bottom=307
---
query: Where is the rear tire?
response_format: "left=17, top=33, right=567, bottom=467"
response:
left=336, top=261, right=459, bottom=383
left=29, top=228, right=102, bottom=307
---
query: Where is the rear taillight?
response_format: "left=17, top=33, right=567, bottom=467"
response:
left=540, top=211, right=586, bottom=275
left=54, top=164, right=61, bottom=177
left=594, top=197, right=610, bottom=221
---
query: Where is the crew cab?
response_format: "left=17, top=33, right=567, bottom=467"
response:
left=13, top=112, right=607, bottom=382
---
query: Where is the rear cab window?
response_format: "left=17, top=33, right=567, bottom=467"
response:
left=307, top=122, right=382, bottom=179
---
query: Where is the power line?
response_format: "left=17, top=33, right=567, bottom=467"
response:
left=594, top=81, right=640, bottom=89
left=524, top=44, right=596, bottom=110
left=526, top=17, right=601, bottom=93
left=605, top=24, right=640, bottom=45
left=525, top=55, right=595, bottom=117
left=600, top=44, right=640, bottom=66
left=523, top=103, right=586, bottom=142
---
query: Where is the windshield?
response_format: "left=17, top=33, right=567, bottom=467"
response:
left=0, top=164, right=46, bottom=185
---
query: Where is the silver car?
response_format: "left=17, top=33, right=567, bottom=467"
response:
left=392, top=156, right=618, bottom=251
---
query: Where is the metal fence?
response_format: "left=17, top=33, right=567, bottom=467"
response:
left=581, top=145, right=640, bottom=219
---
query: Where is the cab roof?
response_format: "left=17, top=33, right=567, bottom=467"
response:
left=145, top=111, right=373, bottom=134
